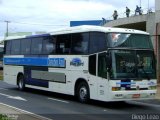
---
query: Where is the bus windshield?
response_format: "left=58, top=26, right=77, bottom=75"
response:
left=110, top=49, right=156, bottom=79
left=107, top=33, right=153, bottom=49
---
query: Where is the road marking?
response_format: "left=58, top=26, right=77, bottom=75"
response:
left=0, top=92, right=27, bottom=101
left=0, top=102, right=52, bottom=120
left=48, top=97, right=69, bottom=103
left=0, top=88, right=8, bottom=90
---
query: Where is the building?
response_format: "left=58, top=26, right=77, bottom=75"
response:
left=70, top=19, right=111, bottom=27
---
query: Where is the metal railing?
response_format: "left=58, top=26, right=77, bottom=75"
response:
left=100, top=7, right=155, bottom=26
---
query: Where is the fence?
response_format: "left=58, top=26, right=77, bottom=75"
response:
left=100, top=7, right=155, bottom=26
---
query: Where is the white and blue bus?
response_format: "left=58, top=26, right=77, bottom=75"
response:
left=3, top=25, right=157, bottom=103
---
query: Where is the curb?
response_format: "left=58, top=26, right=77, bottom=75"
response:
left=0, top=103, right=52, bottom=120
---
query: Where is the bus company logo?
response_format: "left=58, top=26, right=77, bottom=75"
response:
left=70, top=58, right=84, bottom=67
left=148, top=81, right=156, bottom=86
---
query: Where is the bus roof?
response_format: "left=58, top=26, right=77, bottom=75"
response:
left=50, top=25, right=149, bottom=35
left=4, top=25, right=149, bottom=41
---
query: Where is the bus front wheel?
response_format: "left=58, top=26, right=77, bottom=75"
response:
left=77, top=82, right=90, bottom=103
left=17, top=75, right=25, bottom=91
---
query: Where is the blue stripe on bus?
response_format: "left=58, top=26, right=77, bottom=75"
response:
left=26, top=34, right=50, bottom=38
left=4, top=57, right=65, bottom=67
left=116, top=82, right=136, bottom=85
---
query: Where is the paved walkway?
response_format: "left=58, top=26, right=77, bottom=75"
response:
left=156, top=83, right=160, bottom=99
left=0, top=103, right=50, bottom=120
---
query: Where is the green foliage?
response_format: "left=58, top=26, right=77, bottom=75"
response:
left=0, top=114, right=11, bottom=120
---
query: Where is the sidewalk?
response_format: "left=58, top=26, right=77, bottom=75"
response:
left=0, top=103, right=50, bottom=120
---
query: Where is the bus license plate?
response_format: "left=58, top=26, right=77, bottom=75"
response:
left=132, top=94, right=140, bottom=98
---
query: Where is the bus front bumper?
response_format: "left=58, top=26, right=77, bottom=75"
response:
left=111, top=90, right=157, bottom=100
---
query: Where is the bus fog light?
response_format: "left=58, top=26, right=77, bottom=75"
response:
left=150, top=93, right=155, bottom=96
left=112, top=87, right=121, bottom=91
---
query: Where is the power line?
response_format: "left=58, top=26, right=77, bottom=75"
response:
left=0, top=20, right=68, bottom=27
left=12, top=21, right=68, bottom=26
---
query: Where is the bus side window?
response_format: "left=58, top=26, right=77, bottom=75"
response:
left=11, top=39, right=20, bottom=55
left=89, top=32, right=106, bottom=54
left=31, top=37, right=43, bottom=55
left=98, top=53, right=107, bottom=79
left=5, top=41, right=12, bottom=55
left=21, top=39, right=31, bottom=54
left=89, top=54, right=97, bottom=76
left=56, top=34, right=71, bottom=54
left=71, top=33, right=89, bottom=54
left=42, top=36, right=56, bottom=54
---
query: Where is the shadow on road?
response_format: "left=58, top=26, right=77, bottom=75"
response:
left=10, top=87, right=158, bottom=112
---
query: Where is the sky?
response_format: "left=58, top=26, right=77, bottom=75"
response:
left=0, top=0, right=155, bottom=39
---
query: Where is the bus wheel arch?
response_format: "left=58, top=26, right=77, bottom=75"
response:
left=75, top=78, right=90, bottom=103
left=17, top=73, right=25, bottom=91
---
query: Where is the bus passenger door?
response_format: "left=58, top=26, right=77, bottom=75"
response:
left=89, top=53, right=109, bottom=101
left=97, top=52, right=109, bottom=101
left=88, top=54, right=98, bottom=100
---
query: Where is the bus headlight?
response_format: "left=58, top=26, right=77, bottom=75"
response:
left=112, top=87, right=121, bottom=91
left=150, top=93, right=155, bottom=96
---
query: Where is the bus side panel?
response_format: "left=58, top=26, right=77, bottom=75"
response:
left=3, top=65, right=23, bottom=85
left=48, top=69, right=88, bottom=96
left=48, top=55, right=89, bottom=96
left=48, top=68, right=73, bottom=95
left=24, top=66, right=49, bottom=88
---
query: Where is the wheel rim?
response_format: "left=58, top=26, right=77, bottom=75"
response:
left=79, top=87, right=87, bottom=100
left=19, top=78, right=23, bottom=89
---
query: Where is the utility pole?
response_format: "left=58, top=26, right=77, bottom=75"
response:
left=140, top=0, right=141, bottom=7
left=4, top=20, right=10, bottom=37
left=148, top=0, right=150, bottom=10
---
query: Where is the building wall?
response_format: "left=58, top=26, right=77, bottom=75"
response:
left=155, top=0, right=160, bottom=11
left=155, top=0, right=160, bottom=82
left=146, top=13, right=156, bottom=49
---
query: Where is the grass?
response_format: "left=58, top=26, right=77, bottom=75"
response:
left=0, top=70, right=3, bottom=80
left=0, top=114, right=11, bottom=120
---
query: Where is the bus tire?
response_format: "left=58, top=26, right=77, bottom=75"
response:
left=77, top=82, right=90, bottom=103
left=17, top=75, right=25, bottom=91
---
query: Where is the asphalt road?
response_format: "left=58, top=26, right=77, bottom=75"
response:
left=0, top=81, right=160, bottom=120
